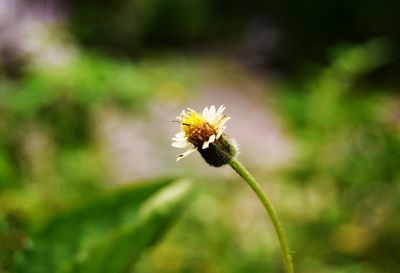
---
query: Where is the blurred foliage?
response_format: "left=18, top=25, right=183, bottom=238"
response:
left=0, top=52, right=204, bottom=272
left=0, top=55, right=150, bottom=190
left=134, top=180, right=282, bottom=273
left=2, top=40, right=400, bottom=272
left=2, top=3, right=400, bottom=269
left=0, top=53, right=201, bottom=190
left=68, top=0, right=400, bottom=73
left=15, top=179, right=193, bottom=273
left=277, top=41, right=400, bottom=272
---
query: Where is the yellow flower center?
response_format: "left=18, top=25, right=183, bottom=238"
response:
left=180, top=111, right=216, bottom=147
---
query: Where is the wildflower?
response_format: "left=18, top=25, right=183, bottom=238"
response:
left=171, top=105, right=294, bottom=273
left=172, top=105, right=237, bottom=166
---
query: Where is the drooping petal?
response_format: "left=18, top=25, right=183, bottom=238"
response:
left=172, top=136, right=186, bottom=142
left=201, top=134, right=216, bottom=149
left=172, top=141, right=189, bottom=148
left=208, top=134, right=216, bottom=143
left=176, top=146, right=197, bottom=161
left=172, top=132, right=185, bottom=138
left=173, top=132, right=185, bottom=139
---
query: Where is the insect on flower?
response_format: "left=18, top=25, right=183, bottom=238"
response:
left=172, top=105, right=236, bottom=167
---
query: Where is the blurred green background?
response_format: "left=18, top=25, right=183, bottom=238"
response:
left=1, top=1, right=400, bottom=273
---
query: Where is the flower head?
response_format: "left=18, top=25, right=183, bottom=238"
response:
left=172, top=105, right=236, bottom=166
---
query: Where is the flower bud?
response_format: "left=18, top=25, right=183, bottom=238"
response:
left=198, top=135, right=237, bottom=167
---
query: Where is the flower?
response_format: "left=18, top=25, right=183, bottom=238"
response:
left=172, top=105, right=236, bottom=166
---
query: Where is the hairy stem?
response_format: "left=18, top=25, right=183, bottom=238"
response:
left=229, top=158, right=294, bottom=273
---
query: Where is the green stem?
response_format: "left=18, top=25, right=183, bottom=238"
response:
left=229, top=158, right=294, bottom=273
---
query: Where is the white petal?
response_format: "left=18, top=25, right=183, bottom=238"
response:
left=216, top=126, right=226, bottom=139
left=172, top=132, right=185, bottom=138
left=216, top=116, right=230, bottom=128
left=172, top=141, right=189, bottom=148
left=174, top=132, right=185, bottom=138
left=176, top=110, right=186, bottom=120
left=210, top=105, right=216, bottom=116
left=172, top=131, right=186, bottom=140
left=202, top=107, right=209, bottom=118
left=172, top=135, right=186, bottom=142
left=206, top=105, right=216, bottom=123
left=201, top=134, right=216, bottom=149
left=172, top=138, right=185, bottom=143
left=216, top=105, right=225, bottom=116
left=176, top=147, right=197, bottom=161
left=208, top=134, right=216, bottom=143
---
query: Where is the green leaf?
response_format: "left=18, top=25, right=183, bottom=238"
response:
left=16, top=178, right=193, bottom=273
